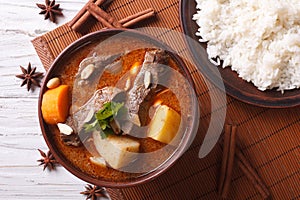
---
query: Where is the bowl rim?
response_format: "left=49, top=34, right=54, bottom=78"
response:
left=38, top=28, right=199, bottom=188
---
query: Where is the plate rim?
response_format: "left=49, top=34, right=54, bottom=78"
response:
left=179, top=0, right=300, bottom=108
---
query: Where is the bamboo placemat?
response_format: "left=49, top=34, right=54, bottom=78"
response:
left=32, top=0, right=300, bottom=199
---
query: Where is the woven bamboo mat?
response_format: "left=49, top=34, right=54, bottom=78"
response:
left=32, top=0, right=300, bottom=199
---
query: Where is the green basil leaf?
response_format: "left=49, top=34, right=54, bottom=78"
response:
left=83, top=101, right=125, bottom=136
left=95, top=102, right=113, bottom=120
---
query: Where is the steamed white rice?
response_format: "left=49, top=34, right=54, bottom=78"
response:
left=193, top=0, right=300, bottom=92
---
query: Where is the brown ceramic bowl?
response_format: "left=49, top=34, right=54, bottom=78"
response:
left=38, top=29, right=199, bottom=188
left=180, top=0, right=300, bottom=108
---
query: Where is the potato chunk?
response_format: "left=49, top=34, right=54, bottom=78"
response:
left=89, top=156, right=106, bottom=168
left=93, top=133, right=140, bottom=170
left=147, top=105, right=181, bottom=144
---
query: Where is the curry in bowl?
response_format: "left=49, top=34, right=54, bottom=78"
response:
left=39, top=29, right=198, bottom=186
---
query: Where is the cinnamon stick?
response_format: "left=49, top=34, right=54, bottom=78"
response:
left=69, top=0, right=155, bottom=32
left=218, top=125, right=231, bottom=196
left=218, top=124, right=237, bottom=198
left=88, top=6, right=155, bottom=29
left=119, top=8, right=155, bottom=28
left=68, top=0, right=106, bottom=31
left=236, top=147, right=270, bottom=199
left=68, top=0, right=95, bottom=27
left=219, top=125, right=271, bottom=199
left=87, top=2, right=122, bottom=28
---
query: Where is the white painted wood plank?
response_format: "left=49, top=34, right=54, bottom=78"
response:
left=0, top=0, right=111, bottom=199
left=0, top=98, right=41, bottom=135
left=0, top=166, right=86, bottom=199
left=0, top=0, right=85, bottom=98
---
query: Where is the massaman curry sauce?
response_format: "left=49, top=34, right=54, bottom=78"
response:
left=44, top=35, right=192, bottom=182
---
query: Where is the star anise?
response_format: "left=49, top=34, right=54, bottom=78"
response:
left=15, top=63, right=44, bottom=91
left=36, top=0, right=63, bottom=23
left=80, top=184, right=106, bottom=200
left=37, top=149, right=58, bottom=171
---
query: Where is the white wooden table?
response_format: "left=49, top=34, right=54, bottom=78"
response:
left=0, top=1, right=109, bottom=199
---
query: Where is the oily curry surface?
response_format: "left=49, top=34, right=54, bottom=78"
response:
left=46, top=36, right=191, bottom=182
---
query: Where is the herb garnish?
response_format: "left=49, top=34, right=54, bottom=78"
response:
left=84, top=101, right=124, bottom=139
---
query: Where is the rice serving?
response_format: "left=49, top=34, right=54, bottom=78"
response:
left=193, top=0, right=300, bottom=92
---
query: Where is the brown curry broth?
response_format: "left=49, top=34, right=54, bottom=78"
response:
left=51, top=43, right=186, bottom=181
